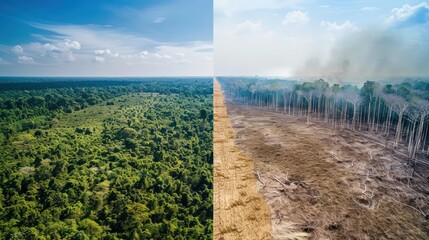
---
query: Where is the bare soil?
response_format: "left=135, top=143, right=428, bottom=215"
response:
left=228, top=105, right=429, bottom=240
left=213, top=80, right=272, bottom=240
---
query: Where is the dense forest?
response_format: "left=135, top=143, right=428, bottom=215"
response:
left=0, top=78, right=213, bottom=239
left=218, top=77, right=429, bottom=175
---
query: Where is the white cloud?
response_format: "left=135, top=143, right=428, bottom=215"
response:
left=95, top=49, right=106, bottom=55
left=215, top=1, right=342, bottom=77
left=215, top=27, right=321, bottom=76
left=30, top=23, right=155, bottom=54
left=60, top=39, right=81, bottom=50
left=153, top=53, right=173, bottom=59
left=1, top=23, right=212, bottom=76
left=159, top=43, right=212, bottom=63
left=235, top=20, right=262, bottom=34
left=93, top=56, right=105, bottom=63
left=11, top=45, right=23, bottom=53
left=386, top=2, right=429, bottom=24
left=14, top=39, right=82, bottom=63
left=320, top=20, right=359, bottom=31
left=42, top=39, right=81, bottom=53
left=95, top=49, right=119, bottom=57
left=282, top=10, right=309, bottom=26
left=42, top=43, right=57, bottom=52
left=154, top=17, right=165, bottom=23
left=139, top=51, right=149, bottom=58
left=18, top=56, right=34, bottom=64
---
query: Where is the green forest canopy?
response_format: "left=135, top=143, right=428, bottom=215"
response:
left=0, top=78, right=213, bottom=239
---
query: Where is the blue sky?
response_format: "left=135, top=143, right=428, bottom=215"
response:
left=0, top=0, right=213, bottom=76
left=215, top=0, right=429, bottom=81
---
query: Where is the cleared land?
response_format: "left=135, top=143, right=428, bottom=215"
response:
left=214, top=80, right=272, bottom=240
left=228, top=105, right=429, bottom=240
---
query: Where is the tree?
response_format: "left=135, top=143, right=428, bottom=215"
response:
left=360, top=81, right=380, bottom=130
left=383, top=84, right=395, bottom=94
left=117, top=127, right=138, bottom=139
left=124, top=138, right=137, bottom=149
left=0, top=79, right=214, bottom=239
left=78, top=219, right=102, bottom=237
left=200, top=109, right=208, bottom=122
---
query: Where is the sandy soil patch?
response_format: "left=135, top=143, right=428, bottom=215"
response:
left=213, top=80, right=272, bottom=240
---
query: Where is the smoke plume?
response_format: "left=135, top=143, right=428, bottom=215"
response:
left=295, top=29, right=429, bottom=83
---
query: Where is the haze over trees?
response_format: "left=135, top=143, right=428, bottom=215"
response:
left=0, top=78, right=213, bottom=239
left=218, top=77, right=429, bottom=175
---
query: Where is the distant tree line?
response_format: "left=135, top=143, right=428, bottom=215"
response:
left=0, top=79, right=211, bottom=141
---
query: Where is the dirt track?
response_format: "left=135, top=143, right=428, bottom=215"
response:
left=228, top=105, right=429, bottom=240
left=213, top=80, right=272, bottom=240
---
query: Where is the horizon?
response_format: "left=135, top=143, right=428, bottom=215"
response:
left=0, top=75, right=214, bottom=78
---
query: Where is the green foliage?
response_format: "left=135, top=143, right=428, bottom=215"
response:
left=116, top=128, right=138, bottom=139
left=397, top=86, right=411, bottom=99
left=79, top=219, right=102, bottom=237
left=360, top=81, right=380, bottom=102
left=200, top=109, right=208, bottom=121
left=0, top=78, right=213, bottom=239
left=383, top=84, right=395, bottom=94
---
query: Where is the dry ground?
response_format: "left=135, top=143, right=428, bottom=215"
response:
left=228, top=105, right=429, bottom=240
left=213, top=80, right=272, bottom=240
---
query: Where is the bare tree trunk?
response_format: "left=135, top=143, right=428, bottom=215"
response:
left=352, top=102, right=358, bottom=130
left=359, top=105, right=363, bottom=131
left=375, top=97, right=382, bottom=133
left=324, top=97, right=329, bottom=123
left=367, top=97, right=372, bottom=131
left=394, top=109, right=404, bottom=148
left=384, top=106, right=390, bottom=134
left=413, top=114, right=426, bottom=162
left=283, top=92, right=287, bottom=114
left=307, top=93, right=312, bottom=124
left=371, top=97, right=377, bottom=132
left=344, top=102, right=348, bottom=128
left=407, top=121, right=416, bottom=164
left=421, top=121, right=428, bottom=152
left=385, top=109, right=391, bottom=148
left=332, top=97, right=337, bottom=128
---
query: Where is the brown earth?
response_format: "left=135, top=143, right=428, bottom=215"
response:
left=213, top=80, right=272, bottom=240
left=228, top=105, right=429, bottom=240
